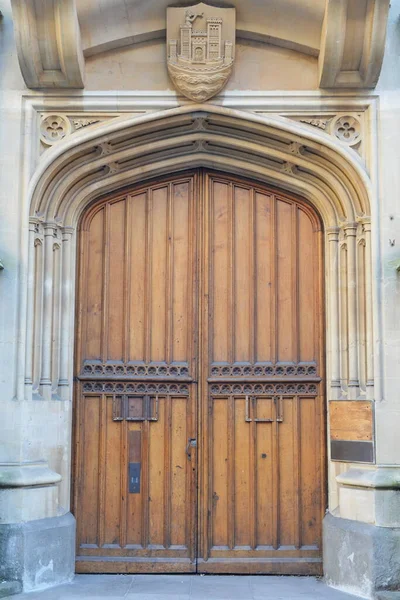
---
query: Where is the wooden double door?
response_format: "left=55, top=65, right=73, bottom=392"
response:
left=73, top=170, right=325, bottom=574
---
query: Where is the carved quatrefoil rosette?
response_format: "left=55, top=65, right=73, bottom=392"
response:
left=40, top=114, right=71, bottom=145
left=332, top=115, right=361, bottom=146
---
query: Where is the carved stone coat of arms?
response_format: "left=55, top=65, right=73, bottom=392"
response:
left=167, top=3, right=236, bottom=102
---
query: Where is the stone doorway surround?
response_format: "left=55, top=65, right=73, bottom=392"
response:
left=1, top=94, right=399, bottom=599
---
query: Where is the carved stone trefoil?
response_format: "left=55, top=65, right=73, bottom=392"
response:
left=167, top=3, right=235, bottom=102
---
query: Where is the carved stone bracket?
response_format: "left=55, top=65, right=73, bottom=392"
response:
left=11, top=0, right=84, bottom=89
left=319, top=0, right=390, bottom=89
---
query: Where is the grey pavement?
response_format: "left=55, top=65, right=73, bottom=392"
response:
left=7, top=575, right=366, bottom=600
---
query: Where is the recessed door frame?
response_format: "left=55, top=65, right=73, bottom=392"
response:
left=72, top=168, right=326, bottom=575
left=23, top=104, right=375, bottom=581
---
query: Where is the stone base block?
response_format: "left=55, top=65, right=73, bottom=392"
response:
left=0, top=512, right=75, bottom=595
left=323, top=513, right=400, bottom=599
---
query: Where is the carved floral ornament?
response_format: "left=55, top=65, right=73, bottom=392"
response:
left=38, top=110, right=364, bottom=157
left=166, top=3, right=236, bottom=102
left=39, top=114, right=116, bottom=149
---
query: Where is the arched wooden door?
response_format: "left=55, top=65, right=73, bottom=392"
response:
left=73, top=170, right=325, bottom=575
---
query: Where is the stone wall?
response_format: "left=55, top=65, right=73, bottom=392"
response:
left=0, top=0, right=399, bottom=597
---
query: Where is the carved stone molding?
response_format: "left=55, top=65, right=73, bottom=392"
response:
left=39, top=113, right=117, bottom=151
left=286, top=112, right=364, bottom=155
left=319, top=0, right=390, bottom=89
left=11, top=0, right=84, bottom=89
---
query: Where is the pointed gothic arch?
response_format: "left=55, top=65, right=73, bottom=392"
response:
left=23, top=105, right=375, bottom=511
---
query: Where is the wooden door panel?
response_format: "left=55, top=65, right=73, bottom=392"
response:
left=75, top=389, right=196, bottom=572
left=74, top=170, right=325, bottom=575
left=74, top=175, right=198, bottom=573
left=200, top=173, right=324, bottom=574
left=77, top=177, right=197, bottom=373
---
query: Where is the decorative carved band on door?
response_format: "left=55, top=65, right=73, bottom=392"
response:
left=73, top=170, right=325, bottom=575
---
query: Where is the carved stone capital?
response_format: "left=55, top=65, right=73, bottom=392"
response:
left=326, top=227, right=340, bottom=242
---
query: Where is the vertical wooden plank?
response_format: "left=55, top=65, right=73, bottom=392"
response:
left=227, top=395, right=235, bottom=550
left=249, top=412, right=257, bottom=550
left=150, top=186, right=168, bottom=362
left=298, top=208, right=316, bottom=362
left=80, top=395, right=100, bottom=546
left=272, top=414, right=280, bottom=550
left=141, top=419, right=150, bottom=549
left=86, top=209, right=104, bottom=359
left=170, top=397, right=188, bottom=547
left=211, top=181, right=230, bottom=362
left=233, top=185, right=251, bottom=362
left=299, top=397, right=319, bottom=547
left=276, top=198, right=294, bottom=362
left=234, top=398, right=250, bottom=547
left=120, top=419, right=128, bottom=548
left=211, top=398, right=229, bottom=547
left=148, top=397, right=165, bottom=546
left=172, top=181, right=190, bottom=363
left=129, top=192, right=147, bottom=362
left=164, top=396, right=172, bottom=548
left=292, top=397, right=301, bottom=550
left=278, top=398, right=296, bottom=547
left=166, top=185, right=173, bottom=365
left=98, top=396, right=107, bottom=548
left=123, top=198, right=131, bottom=363
left=292, top=203, right=299, bottom=363
left=254, top=191, right=275, bottom=361
left=144, top=191, right=152, bottom=364
left=255, top=192, right=273, bottom=362
left=108, top=199, right=126, bottom=360
left=101, top=204, right=110, bottom=362
left=103, top=396, right=122, bottom=546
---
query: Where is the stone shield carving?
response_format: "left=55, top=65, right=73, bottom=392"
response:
left=167, top=3, right=236, bottom=102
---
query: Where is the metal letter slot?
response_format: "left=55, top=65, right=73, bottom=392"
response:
left=129, top=463, right=141, bottom=494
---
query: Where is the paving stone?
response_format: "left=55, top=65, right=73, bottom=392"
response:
left=6, top=574, right=367, bottom=599
left=190, top=575, right=252, bottom=600
left=127, top=575, right=191, bottom=596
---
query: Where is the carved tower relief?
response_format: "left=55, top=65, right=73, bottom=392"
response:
left=167, top=3, right=236, bottom=102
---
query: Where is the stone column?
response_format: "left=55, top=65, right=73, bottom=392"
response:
left=39, top=225, right=56, bottom=400
left=59, top=227, right=74, bottom=401
left=344, top=223, right=359, bottom=395
left=327, top=228, right=340, bottom=398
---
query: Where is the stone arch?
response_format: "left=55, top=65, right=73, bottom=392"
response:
left=23, top=106, right=375, bottom=499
